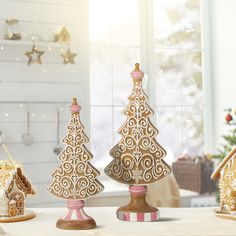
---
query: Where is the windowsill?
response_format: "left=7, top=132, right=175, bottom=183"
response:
left=94, top=178, right=128, bottom=198
left=95, top=172, right=199, bottom=200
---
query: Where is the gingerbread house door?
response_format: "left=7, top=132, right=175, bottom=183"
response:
left=8, top=200, right=17, bottom=217
left=9, top=191, right=25, bottom=215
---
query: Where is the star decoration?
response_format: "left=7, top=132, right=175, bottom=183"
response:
left=61, top=48, right=77, bottom=64
left=25, top=45, right=44, bottom=65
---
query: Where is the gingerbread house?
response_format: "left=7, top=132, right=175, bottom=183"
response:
left=54, top=27, right=70, bottom=43
left=0, top=160, right=35, bottom=218
left=211, top=147, right=236, bottom=217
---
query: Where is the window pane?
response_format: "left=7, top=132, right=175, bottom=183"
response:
left=113, top=47, right=140, bottom=106
left=153, top=0, right=201, bottom=49
left=156, top=107, right=182, bottom=161
left=182, top=106, right=204, bottom=155
left=181, top=51, right=202, bottom=106
left=90, top=45, right=112, bottom=106
left=112, top=0, right=139, bottom=46
left=113, top=106, right=125, bottom=144
left=155, top=49, right=203, bottom=106
left=89, top=0, right=111, bottom=44
left=155, top=49, right=183, bottom=106
left=90, top=107, right=113, bottom=167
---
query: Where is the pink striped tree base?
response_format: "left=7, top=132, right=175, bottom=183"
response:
left=56, top=200, right=96, bottom=230
left=117, top=210, right=159, bottom=222
left=116, top=185, right=159, bottom=222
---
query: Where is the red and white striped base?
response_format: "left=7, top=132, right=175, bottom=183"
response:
left=116, top=186, right=160, bottom=222
left=117, top=210, right=159, bottom=222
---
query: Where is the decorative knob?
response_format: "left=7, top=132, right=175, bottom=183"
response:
left=70, top=97, right=81, bottom=113
left=130, top=63, right=144, bottom=81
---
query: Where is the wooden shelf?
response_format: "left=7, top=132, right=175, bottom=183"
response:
left=0, top=39, right=80, bottom=48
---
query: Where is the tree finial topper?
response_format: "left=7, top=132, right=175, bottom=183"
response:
left=70, top=97, right=81, bottom=114
left=130, top=63, right=144, bottom=81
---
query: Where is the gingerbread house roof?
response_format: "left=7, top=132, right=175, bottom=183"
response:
left=0, top=160, right=35, bottom=200
left=211, top=147, right=236, bottom=180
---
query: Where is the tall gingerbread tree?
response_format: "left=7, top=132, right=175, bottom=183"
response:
left=48, top=98, right=103, bottom=230
left=105, top=63, right=171, bottom=222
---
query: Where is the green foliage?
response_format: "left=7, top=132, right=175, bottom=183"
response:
left=214, top=123, right=236, bottom=161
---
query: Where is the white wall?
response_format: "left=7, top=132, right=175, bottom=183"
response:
left=0, top=0, right=89, bottom=207
left=209, top=0, right=236, bottom=153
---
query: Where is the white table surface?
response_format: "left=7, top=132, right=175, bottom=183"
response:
left=1, top=207, right=236, bottom=236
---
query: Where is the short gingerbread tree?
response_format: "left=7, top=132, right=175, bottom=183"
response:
left=48, top=98, right=104, bottom=200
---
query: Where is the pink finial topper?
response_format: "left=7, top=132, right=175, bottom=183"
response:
left=70, top=97, right=81, bottom=113
left=130, top=63, right=144, bottom=80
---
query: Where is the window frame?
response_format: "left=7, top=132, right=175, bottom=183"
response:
left=89, top=0, right=209, bottom=166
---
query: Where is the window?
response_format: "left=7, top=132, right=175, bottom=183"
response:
left=89, top=0, right=203, bottom=167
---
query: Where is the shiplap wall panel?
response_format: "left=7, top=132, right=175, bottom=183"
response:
left=0, top=83, right=84, bottom=101
left=0, top=1, right=81, bottom=24
left=0, top=143, right=62, bottom=163
left=0, top=103, right=70, bottom=122
left=0, top=116, right=90, bottom=143
left=0, top=103, right=88, bottom=124
left=8, top=0, right=80, bottom=7
left=0, top=63, right=87, bottom=83
left=24, top=161, right=58, bottom=183
left=1, top=117, right=87, bottom=145
left=0, top=122, right=66, bottom=142
left=0, top=0, right=89, bottom=207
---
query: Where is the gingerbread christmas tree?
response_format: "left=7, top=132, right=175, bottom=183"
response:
left=105, top=63, right=171, bottom=221
left=48, top=98, right=103, bottom=230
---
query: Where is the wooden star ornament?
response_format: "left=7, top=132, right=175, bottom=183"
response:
left=61, top=48, right=77, bottom=64
left=25, top=45, right=44, bottom=65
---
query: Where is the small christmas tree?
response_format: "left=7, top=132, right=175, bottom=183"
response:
left=48, top=98, right=103, bottom=230
left=215, top=108, right=236, bottom=161
left=213, top=108, right=236, bottom=203
left=105, top=63, right=171, bottom=222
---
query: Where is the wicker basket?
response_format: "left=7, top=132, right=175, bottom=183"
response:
left=172, top=159, right=216, bottom=194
